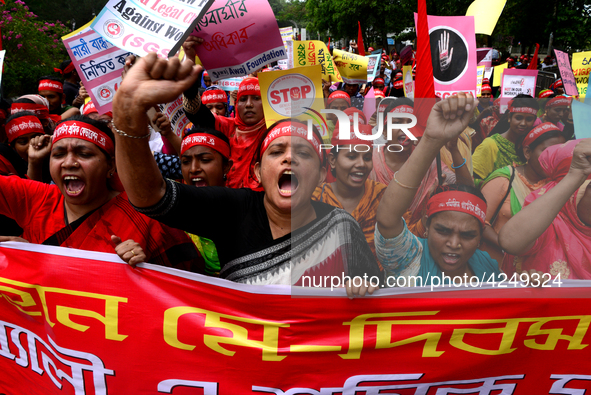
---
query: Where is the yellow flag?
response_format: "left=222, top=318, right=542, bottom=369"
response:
left=291, top=40, right=342, bottom=82
left=333, top=49, right=369, bottom=85
left=466, top=0, right=506, bottom=36
left=493, top=62, right=508, bottom=87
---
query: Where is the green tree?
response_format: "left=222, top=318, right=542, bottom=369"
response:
left=25, top=0, right=105, bottom=28
left=1, top=0, right=71, bottom=98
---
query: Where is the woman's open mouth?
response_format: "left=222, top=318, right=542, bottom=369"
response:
left=191, top=177, right=208, bottom=187
left=63, top=175, right=85, bottom=197
left=278, top=169, right=298, bottom=197
left=442, top=253, right=460, bottom=265
left=350, top=171, right=365, bottom=183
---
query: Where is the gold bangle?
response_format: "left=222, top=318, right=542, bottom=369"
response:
left=393, top=171, right=419, bottom=190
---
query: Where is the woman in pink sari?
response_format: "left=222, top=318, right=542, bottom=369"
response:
left=499, top=139, right=591, bottom=279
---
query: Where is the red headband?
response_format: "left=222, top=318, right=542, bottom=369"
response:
left=480, top=85, right=492, bottom=94
left=203, top=71, right=209, bottom=77
left=553, top=79, right=563, bottom=88
left=54, top=62, right=75, bottom=75
left=237, top=77, right=260, bottom=101
left=262, top=122, right=323, bottom=162
left=374, top=89, right=385, bottom=98
left=546, top=96, right=571, bottom=108
left=523, top=122, right=561, bottom=147
left=82, top=101, right=98, bottom=115
left=5, top=115, right=44, bottom=143
left=373, top=78, right=385, bottom=86
left=539, top=90, right=554, bottom=99
left=201, top=89, right=227, bottom=105
left=389, top=104, right=414, bottom=114
left=10, top=103, right=50, bottom=120
left=344, top=107, right=366, bottom=124
left=53, top=121, right=114, bottom=156
left=327, top=91, right=351, bottom=106
left=426, top=191, right=487, bottom=226
left=180, top=133, right=230, bottom=158
left=392, top=79, right=403, bottom=89
left=38, top=79, right=63, bottom=93
left=507, top=103, right=537, bottom=116
left=331, top=124, right=374, bottom=147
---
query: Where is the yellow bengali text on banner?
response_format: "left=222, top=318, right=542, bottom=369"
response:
left=289, top=40, right=342, bottom=82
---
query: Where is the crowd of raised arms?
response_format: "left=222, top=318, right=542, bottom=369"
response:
left=1, top=36, right=590, bottom=296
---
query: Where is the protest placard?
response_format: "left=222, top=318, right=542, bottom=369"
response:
left=572, top=51, right=591, bottom=99
left=333, top=48, right=368, bottom=85
left=555, top=49, right=578, bottom=96
left=476, top=65, right=485, bottom=95
left=258, top=65, right=326, bottom=138
left=287, top=40, right=342, bottom=83
left=63, top=28, right=134, bottom=114
left=91, top=0, right=214, bottom=58
left=403, top=65, right=415, bottom=98
left=157, top=95, right=189, bottom=137
left=217, top=76, right=246, bottom=91
left=366, top=54, right=380, bottom=83
left=477, top=47, right=493, bottom=80
left=493, top=62, right=508, bottom=87
left=414, top=14, right=477, bottom=98
left=0, top=50, right=5, bottom=88
left=189, top=0, right=286, bottom=81
left=277, top=27, right=293, bottom=70
left=501, top=69, right=537, bottom=98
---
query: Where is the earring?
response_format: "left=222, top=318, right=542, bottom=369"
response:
left=110, top=172, right=114, bottom=177
left=223, top=174, right=227, bottom=180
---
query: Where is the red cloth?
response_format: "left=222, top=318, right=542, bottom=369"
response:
left=528, top=44, right=539, bottom=70
left=357, top=21, right=366, bottom=56
left=0, top=156, right=18, bottom=176
left=0, top=176, right=200, bottom=270
left=214, top=115, right=266, bottom=190
left=413, top=0, right=436, bottom=138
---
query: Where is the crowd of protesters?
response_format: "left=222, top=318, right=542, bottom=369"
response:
left=0, top=30, right=589, bottom=295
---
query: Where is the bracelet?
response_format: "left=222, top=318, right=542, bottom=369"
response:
left=393, top=171, right=419, bottom=190
left=451, top=158, right=466, bottom=169
left=111, top=121, right=151, bottom=139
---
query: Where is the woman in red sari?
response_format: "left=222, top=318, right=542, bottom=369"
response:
left=0, top=115, right=202, bottom=271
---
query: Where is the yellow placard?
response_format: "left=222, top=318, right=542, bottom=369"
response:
left=572, top=52, right=591, bottom=99
left=292, top=40, right=342, bottom=83
left=476, top=65, right=485, bottom=95
left=333, top=49, right=369, bottom=85
left=466, top=0, right=506, bottom=36
left=258, top=65, right=329, bottom=140
left=493, top=62, right=508, bottom=87
left=402, top=65, right=414, bottom=98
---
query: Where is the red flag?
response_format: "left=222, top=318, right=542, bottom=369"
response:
left=412, top=0, right=436, bottom=137
left=528, top=43, right=540, bottom=70
left=357, top=21, right=365, bottom=56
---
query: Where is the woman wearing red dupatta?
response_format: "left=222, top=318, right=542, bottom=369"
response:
left=0, top=116, right=203, bottom=272
left=500, top=139, right=591, bottom=279
left=182, top=38, right=266, bottom=190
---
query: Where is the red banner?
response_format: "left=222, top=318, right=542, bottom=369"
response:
left=1, top=242, right=591, bottom=394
